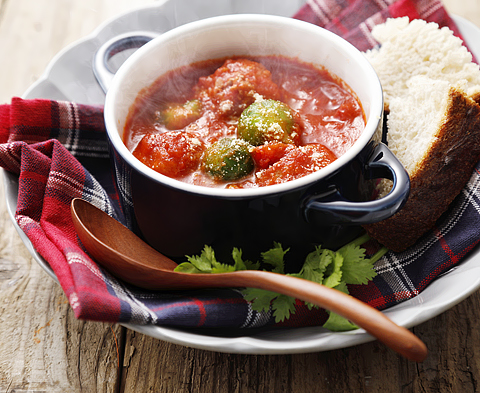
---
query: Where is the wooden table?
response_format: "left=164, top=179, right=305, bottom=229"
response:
left=1, top=1, right=480, bottom=391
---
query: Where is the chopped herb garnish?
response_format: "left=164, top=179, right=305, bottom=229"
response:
left=174, top=234, right=386, bottom=331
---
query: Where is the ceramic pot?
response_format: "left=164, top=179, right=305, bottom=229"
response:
left=96, top=15, right=409, bottom=265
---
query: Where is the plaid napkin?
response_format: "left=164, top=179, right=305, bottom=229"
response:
left=1, top=0, right=479, bottom=330
left=293, top=0, right=466, bottom=51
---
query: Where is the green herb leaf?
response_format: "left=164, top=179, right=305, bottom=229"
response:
left=185, top=245, right=216, bottom=272
left=261, top=242, right=288, bottom=274
left=299, top=247, right=329, bottom=284
left=231, top=248, right=248, bottom=271
left=242, top=288, right=279, bottom=313
left=338, top=244, right=377, bottom=285
left=211, top=263, right=237, bottom=273
left=341, top=258, right=377, bottom=285
left=322, top=251, right=343, bottom=288
left=175, top=234, right=384, bottom=332
left=244, top=259, right=261, bottom=271
left=322, top=311, right=358, bottom=332
left=231, top=247, right=260, bottom=271
left=174, top=262, right=203, bottom=274
left=338, top=243, right=366, bottom=267
left=334, top=281, right=349, bottom=295
left=271, top=294, right=297, bottom=322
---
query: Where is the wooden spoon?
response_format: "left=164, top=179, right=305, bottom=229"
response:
left=70, top=198, right=427, bottom=362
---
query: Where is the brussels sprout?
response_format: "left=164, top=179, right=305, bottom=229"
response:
left=159, top=99, right=202, bottom=130
left=237, top=99, right=297, bottom=146
left=203, top=137, right=254, bottom=181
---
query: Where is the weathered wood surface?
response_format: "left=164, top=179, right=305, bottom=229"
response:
left=1, top=1, right=480, bottom=392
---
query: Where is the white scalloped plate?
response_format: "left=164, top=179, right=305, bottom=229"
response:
left=4, top=0, right=480, bottom=354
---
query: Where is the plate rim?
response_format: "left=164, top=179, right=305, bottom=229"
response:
left=4, top=3, right=480, bottom=354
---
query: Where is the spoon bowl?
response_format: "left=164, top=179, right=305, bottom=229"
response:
left=70, top=198, right=427, bottom=362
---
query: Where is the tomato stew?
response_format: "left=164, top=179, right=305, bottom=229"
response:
left=123, top=56, right=365, bottom=188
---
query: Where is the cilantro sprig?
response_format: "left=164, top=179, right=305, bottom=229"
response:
left=174, top=233, right=387, bottom=331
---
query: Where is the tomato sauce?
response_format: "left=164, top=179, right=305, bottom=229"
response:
left=123, top=56, right=365, bottom=188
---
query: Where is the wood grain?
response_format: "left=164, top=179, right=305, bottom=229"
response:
left=0, top=1, right=152, bottom=392
left=1, top=0, right=480, bottom=392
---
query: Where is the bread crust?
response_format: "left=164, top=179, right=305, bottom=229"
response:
left=363, top=88, right=480, bottom=252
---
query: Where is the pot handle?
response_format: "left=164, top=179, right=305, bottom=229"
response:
left=303, top=142, right=410, bottom=225
left=93, top=31, right=158, bottom=93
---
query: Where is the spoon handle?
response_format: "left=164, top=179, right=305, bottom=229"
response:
left=212, top=270, right=427, bottom=362
left=70, top=198, right=427, bottom=362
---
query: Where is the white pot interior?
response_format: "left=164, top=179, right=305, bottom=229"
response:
left=105, top=14, right=383, bottom=197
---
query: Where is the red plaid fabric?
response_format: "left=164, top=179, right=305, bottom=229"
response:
left=1, top=0, right=479, bottom=329
left=293, top=0, right=466, bottom=51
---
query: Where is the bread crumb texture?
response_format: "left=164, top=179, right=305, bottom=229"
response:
left=365, top=17, right=480, bottom=109
left=387, top=76, right=450, bottom=175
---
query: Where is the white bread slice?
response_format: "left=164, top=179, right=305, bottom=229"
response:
left=362, top=18, right=480, bottom=252
left=365, top=17, right=480, bottom=110
left=387, top=76, right=463, bottom=176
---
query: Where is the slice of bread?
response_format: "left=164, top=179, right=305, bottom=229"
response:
left=365, top=17, right=480, bottom=110
left=362, top=18, right=480, bottom=252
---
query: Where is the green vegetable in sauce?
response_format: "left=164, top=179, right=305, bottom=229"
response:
left=202, top=137, right=254, bottom=181
left=237, top=99, right=297, bottom=146
left=174, top=233, right=387, bottom=331
left=159, top=99, right=202, bottom=130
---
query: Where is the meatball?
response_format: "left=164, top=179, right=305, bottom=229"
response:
left=133, top=131, right=204, bottom=177
left=193, top=59, right=281, bottom=118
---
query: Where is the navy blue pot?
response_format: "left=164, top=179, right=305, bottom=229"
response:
left=98, top=15, right=410, bottom=267
left=111, top=135, right=408, bottom=267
